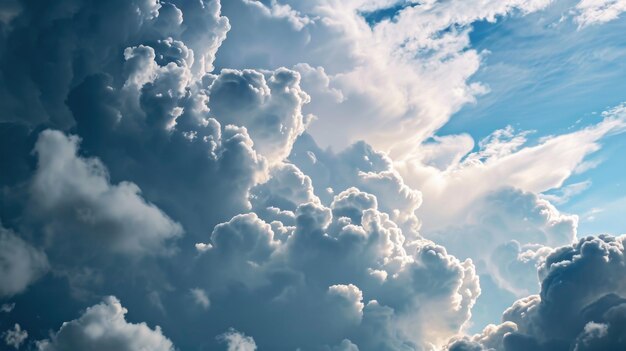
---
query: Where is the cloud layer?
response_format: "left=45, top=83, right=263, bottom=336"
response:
left=0, top=0, right=624, bottom=350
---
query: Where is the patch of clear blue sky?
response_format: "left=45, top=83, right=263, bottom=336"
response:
left=360, top=1, right=419, bottom=27
left=438, top=2, right=626, bottom=236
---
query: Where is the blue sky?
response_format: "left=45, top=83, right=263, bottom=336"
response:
left=1, top=0, right=626, bottom=350
left=443, top=4, right=626, bottom=236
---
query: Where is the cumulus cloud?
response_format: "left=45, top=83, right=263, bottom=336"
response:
left=430, top=187, right=577, bottom=295
left=327, top=284, right=365, bottom=324
left=1, top=0, right=625, bottom=350
left=36, top=296, right=175, bottom=351
left=207, top=67, right=311, bottom=164
left=249, top=162, right=320, bottom=226
left=30, top=130, right=183, bottom=257
left=0, top=224, right=48, bottom=297
left=3, top=324, right=28, bottom=349
left=65, top=52, right=308, bottom=237
left=289, top=135, right=422, bottom=237
left=195, top=185, right=479, bottom=349
left=242, top=0, right=312, bottom=30
left=217, top=0, right=555, bottom=156
left=0, top=0, right=229, bottom=128
left=218, top=328, right=257, bottom=351
left=447, top=234, right=626, bottom=350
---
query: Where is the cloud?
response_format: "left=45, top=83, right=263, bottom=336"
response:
left=251, top=162, right=320, bottom=219
left=218, top=328, right=257, bottom=351
left=541, top=180, right=592, bottom=205
left=242, top=0, right=313, bottom=30
left=429, top=187, right=578, bottom=335
left=405, top=103, right=626, bottom=233
left=216, top=0, right=556, bottom=155
left=327, top=284, right=365, bottom=324
left=30, top=130, right=183, bottom=257
left=3, top=324, right=28, bottom=349
left=289, top=135, right=422, bottom=237
left=207, top=67, right=311, bottom=164
left=1, top=303, right=15, bottom=313
left=0, top=0, right=229, bottom=128
left=331, top=339, right=360, bottom=351
left=1, top=0, right=625, bottom=350
left=573, top=0, right=626, bottom=27
left=447, top=234, right=626, bottom=350
left=195, top=185, right=479, bottom=349
left=66, top=56, right=308, bottom=237
left=0, top=224, right=48, bottom=297
left=190, top=288, right=211, bottom=309
left=36, top=296, right=175, bottom=351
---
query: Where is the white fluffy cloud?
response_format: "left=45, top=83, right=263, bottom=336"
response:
left=196, top=185, right=479, bottom=349
left=289, top=137, right=423, bottom=237
left=30, top=130, right=183, bottom=257
left=429, top=187, right=577, bottom=294
left=0, top=225, right=48, bottom=297
left=3, top=324, right=28, bottom=349
left=447, top=234, right=626, bottom=350
left=217, top=0, right=555, bottom=156
left=36, top=296, right=175, bottom=351
left=207, top=68, right=311, bottom=164
left=573, top=0, right=626, bottom=27
left=218, top=329, right=257, bottom=351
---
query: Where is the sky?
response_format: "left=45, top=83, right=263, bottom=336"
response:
left=1, top=0, right=626, bottom=350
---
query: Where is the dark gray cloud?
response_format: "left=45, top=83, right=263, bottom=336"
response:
left=0, top=0, right=229, bottom=128
left=447, top=235, right=626, bottom=351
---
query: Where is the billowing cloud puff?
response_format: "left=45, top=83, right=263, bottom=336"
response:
left=3, top=323, right=28, bottom=349
left=208, top=68, right=311, bottom=163
left=447, top=234, right=626, bottom=350
left=30, top=130, right=183, bottom=257
left=36, top=296, right=175, bottom=351
left=0, top=0, right=229, bottom=128
left=289, top=135, right=422, bottom=236
left=250, top=162, right=320, bottom=224
left=204, top=212, right=280, bottom=289
left=327, top=284, right=365, bottom=324
left=195, top=186, right=479, bottom=349
left=0, top=224, right=48, bottom=297
left=63, top=43, right=311, bottom=238
left=429, top=187, right=577, bottom=296
left=217, top=0, right=555, bottom=155
left=218, top=328, right=257, bottom=351
left=1, top=303, right=15, bottom=313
